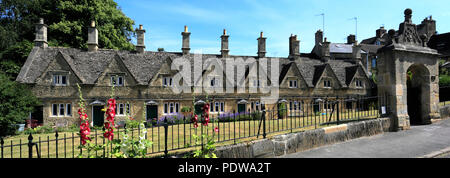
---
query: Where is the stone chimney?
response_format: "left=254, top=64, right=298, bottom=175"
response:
left=87, top=21, right=98, bottom=52
left=289, top=34, right=300, bottom=59
left=418, top=16, right=436, bottom=41
left=376, top=26, right=387, bottom=38
left=136, top=24, right=146, bottom=53
left=315, top=30, right=323, bottom=46
left=352, top=40, right=362, bottom=61
left=181, top=26, right=191, bottom=55
left=221, top=29, right=229, bottom=58
left=34, top=18, right=48, bottom=48
left=257, top=31, right=266, bottom=58
left=347, top=34, right=356, bottom=44
left=321, top=37, right=330, bottom=62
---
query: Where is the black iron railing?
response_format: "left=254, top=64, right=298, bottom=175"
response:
left=1, top=95, right=391, bottom=158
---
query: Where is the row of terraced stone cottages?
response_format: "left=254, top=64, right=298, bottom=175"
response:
left=16, top=9, right=442, bottom=131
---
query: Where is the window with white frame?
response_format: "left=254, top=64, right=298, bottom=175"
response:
left=52, top=74, right=67, bottom=86
left=215, top=102, right=219, bottom=112
left=114, top=103, right=130, bottom=116
left=66, top=103, right=72, bottom=116
left=209, top=102, right=225, bottom=112
left=289, top=80, right=298, bottom=88
left=220, top=102, right=224, bottom=112
left=323, top=80, right=331, bottom=88
left=164, top=102, right=179, bottom=114
left=51, top=103, right=72, bottom=117
left=253, top=79, right=261, bottom=88
left=111, top=76, right=124, bottom=86
left=163, top=77, right=173, bottom=87
left=210, top=77, right=220, bottom=87
left=118, top=103, right=125, bottom=115
left=355, top=79, right=364, bottom=88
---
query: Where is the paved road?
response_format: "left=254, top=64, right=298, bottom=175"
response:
left=281, top=118, right=450, bottom=158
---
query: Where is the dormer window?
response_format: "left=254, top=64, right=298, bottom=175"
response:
left=53, top=74, right=67, bottom=86
left=210, top=77, right=219, bottom=87
left=323, top=80, right=331, bottom=88
left=111, top=76, right=124, bottom=86
left=356, top=79, right=364, bottom=88
left=253, top=79, right=261, bottom=88
left=163, top=77, right=173, bottom=87
left=289, top=80, right=298, bottom=88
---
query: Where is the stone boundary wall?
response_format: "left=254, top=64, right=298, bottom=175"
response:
left=440, top=105, right=450, bottom=118
left=215, top=117, right=392, bottom=158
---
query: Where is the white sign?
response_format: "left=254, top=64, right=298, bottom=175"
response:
left=381, top=106, right=386, bottom=114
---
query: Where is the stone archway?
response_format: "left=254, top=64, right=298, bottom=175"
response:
left=406, top=64, right=431, bottom=125
left=377, top=8, right=440, bottom=131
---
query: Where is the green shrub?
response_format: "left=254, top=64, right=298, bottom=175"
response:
left=440, top=74, right=450, bottom=87
left=0, top=73, right=40, bottom=136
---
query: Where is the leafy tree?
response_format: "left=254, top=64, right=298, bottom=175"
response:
left=0, top=73, right=40, bottom=136
left=0, top=0, right=136, bottom=78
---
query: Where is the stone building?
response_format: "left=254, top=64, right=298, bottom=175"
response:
left=18, top=18, right=374, bottom=127
left=376, top=9, right=440, bottom=130
left=361, top=15, right=438, bottom=77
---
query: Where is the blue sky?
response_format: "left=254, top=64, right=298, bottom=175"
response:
left=116, top=0, right=450, bottom=57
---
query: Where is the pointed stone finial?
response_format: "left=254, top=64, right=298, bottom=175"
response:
left=184, top=25, right=188, bottom=32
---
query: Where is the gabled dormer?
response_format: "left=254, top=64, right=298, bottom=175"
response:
left=149, top=56, right=180, bottom=88
left=95, top=54, right=137, bottom=87
left=312, top=64, right=342, bottom=89
left=346, top=65, right=370, bottom=89
left=279, top=62, right=308, bottom=89
left=194, top=58, right=234, bottom=93
left=35, top=51, right=83, bottom=86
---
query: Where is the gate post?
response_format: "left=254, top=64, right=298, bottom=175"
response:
left=28, top=133, right=33, bottom=158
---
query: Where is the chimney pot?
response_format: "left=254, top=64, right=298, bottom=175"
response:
left=321, top=38, right=331, bottom=62
left=289, top=34, right=300, bottom=59
left=315, top=30, right=323, bottom=46
left=257, top=32, right=266, bottom=58
left=221, top=29, right=229, bottom=57
left=87, top=21, right=98, bottom=51
left=34, top=18, right=48, bottom=48
left=181, top=26, right=191, bottom=55
left=136, top=24, right=146, bottom=53
left=347, top=34, right=356, bottom=44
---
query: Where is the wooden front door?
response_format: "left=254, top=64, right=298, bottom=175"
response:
left=146, top=105, right=158, bottom=121
left=93, top=106, right=105, bottom=127
left=238, top=104, right=246, bottom=113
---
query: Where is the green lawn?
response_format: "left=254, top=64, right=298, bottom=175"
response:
left=1, top=109, right=379, bottom=158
